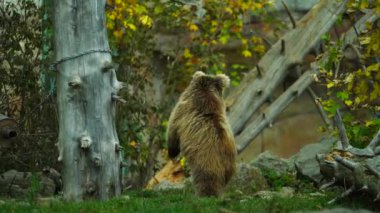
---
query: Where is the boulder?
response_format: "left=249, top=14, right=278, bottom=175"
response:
left=0, top=169, right=60, bottom=198
left=251, top=151, right=293, bottom=175
left=293, top=137, right=335, bottom=183
left=153, top=180, right=186, bottom=191
left=227, top=164, right=269, bottom=194
left=254, top=187, right=295, bottom=200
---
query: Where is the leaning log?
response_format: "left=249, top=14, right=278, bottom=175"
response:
left=235, top=66, right=319, bottom=153
left=227, top=0, right=348, bottom=136
left=233, top=7, right=379, bottom=154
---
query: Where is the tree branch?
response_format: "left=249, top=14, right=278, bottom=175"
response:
left=333, top=109, right=351, bottom=150
left=227, top=0, right=348, bottom=135
left=236, top=68, right=319, bottom=153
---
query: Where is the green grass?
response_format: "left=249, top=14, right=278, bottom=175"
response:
left=0, top=188, right=378, bottom=213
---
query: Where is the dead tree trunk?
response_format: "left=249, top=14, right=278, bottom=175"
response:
left=53, top=0, right=123, bottom=200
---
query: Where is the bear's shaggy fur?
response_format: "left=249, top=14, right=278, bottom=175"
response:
left=167, top=71, right=236, bottom=196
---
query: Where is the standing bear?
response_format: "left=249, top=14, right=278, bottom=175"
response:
left=167, top=71, right=237, bottom=196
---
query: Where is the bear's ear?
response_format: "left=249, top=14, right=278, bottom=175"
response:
left=193, top=71, right=205, bottom=79
left=216, top=73, right=230, bottom=88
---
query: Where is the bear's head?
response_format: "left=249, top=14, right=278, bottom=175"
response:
left=190, top=71, right=230, bottom=95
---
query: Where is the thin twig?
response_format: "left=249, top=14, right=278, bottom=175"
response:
left=281, top=0, right=297, bottom=29
left=328, top=185, right=355, bottom=204
left=306, top=87, right=333, bottom=130
left=333, top=109, right=351, bottom=150
left=334, top=155, right=358, bottom=171
left=319, top=178, right=336, bottom=190
left=367, top=129, right=380, bottom=152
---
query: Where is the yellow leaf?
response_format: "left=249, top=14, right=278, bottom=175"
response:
left=161, top=120, right=168, bottom=127
left=355, top=96, right=361, bottom=104
left=345, top=100, right=353, bottom=106
left=344, top=73, right=354, bottom=84
left=242, top=50, right=252, bottom=58
left=113, top=30, right=123, bottom=39
left=130, top=140, right=137, bottom=148
left=355, top=80, right=368, bottom=95
left=359, top=0, right=369, bottom=10
left=225, top=7, right=233, bottom=14
left=252, top=3, right=263, bottom=10
left=251, top=36, right=262, bottom=44
left=180, top=157, right=186, bottom=167
left=219, top=35, right=229, bottom=45
left=126, top=8, right=134, bottom=16
left=128, top=23, right=137, bottom=31
left=241, top=2, right=249, bottom=10
left=365, top=120, right=374, bottom=127
left=108, top=13, right=116, bottom=20
left=241, top=38, right=248, bottom=45
left=326, top=81, right=335, bottom=88
left=367, top=63, right=380, bottom=72
left=254, top=45, right=266, bottom=54
left=211, top=20, right=218, bottom=27
left=183, top=48, right=193, bottom=59
left=370, top=84, right=380, bottom=101
left=106, top=22, right=114, bottom=30
left=123, top=21, right=137, bottom=31
left=359, top=36, right=371, bottom=45
left=139, top=15, right=153, bottom=27
left=189, top=23, right=199, bottom=32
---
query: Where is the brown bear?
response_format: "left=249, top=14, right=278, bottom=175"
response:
left=167, top=71, right=236, bottom=196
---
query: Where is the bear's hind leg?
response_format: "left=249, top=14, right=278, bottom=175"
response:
left=224, top=164, right=235, bottom=185
left=193, top=170, right=223, bottom=197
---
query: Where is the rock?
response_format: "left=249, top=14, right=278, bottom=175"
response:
left=37, top=197, right=59, bottom=207
left=121, top=195, right=130, bottom=200
left=254, top=187, right=295, bottom=200
left=153, top=180, right=186, bottom=191
left=293, top=137, right=335, bottom=183
left=309, top=192, right=325, bottom=197
left=0, top=169, right=59, bottom=198
left=227, top=164, right=269, bottom=194
left=251, top=151, right=293, bottom=175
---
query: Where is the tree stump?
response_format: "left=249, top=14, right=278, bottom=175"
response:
left=0, top=114, right=18, bottom=150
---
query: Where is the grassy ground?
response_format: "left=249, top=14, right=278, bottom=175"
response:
left=0, top=188, right=378, bottom=213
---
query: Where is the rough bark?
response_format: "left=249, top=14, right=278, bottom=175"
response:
left=53, top=0, right=123, bottom=200
left=317, top=139, right=380, bottom=203
left=226, top=0, right=347, bottom=135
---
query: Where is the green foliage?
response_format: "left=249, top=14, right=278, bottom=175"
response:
left=27, top=173, right=42, bottom=205
left=319, top=0, right=380, bottom=148
left=261, top=169, right=297, bottom=191
left=0, top=0, right=58, bottom=172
